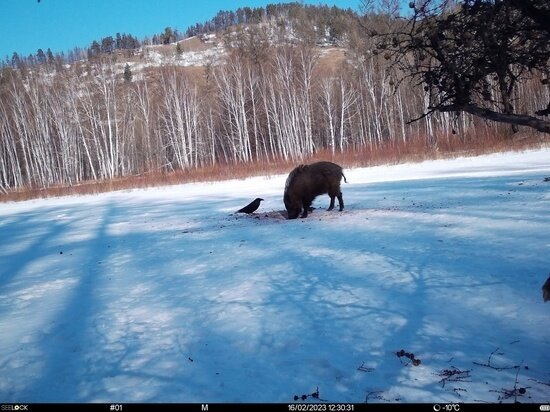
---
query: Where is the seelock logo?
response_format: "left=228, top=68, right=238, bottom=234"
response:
left=1, top=406, right=29, bottom=411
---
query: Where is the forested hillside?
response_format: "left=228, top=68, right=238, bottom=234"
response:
left=0, top=2, right=547, bottom=194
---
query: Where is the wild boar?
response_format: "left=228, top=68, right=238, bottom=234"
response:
left=284, top=161, right=347, bottom=219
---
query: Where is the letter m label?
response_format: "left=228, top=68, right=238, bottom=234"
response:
left=201, top=405, right=209, bottom=411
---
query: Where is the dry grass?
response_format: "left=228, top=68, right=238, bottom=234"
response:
left=305, top=129, right=548, bottom=170
left=1, top=132, right=547, bottom=203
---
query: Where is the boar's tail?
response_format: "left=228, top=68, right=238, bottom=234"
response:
left=342, top=172, right=348, bottom=183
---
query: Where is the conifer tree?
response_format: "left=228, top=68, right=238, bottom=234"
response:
left=124, top=63, right=133, bottom=83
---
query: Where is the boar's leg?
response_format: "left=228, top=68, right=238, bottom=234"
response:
left=328, top=195, right=336, bottom=211
left=327, top=184, right=340, bottom=211
left=337, top=191, right=344, bottom=211
left=328, top=186, right=342, bottom=211
left=301, top=199, right=313, bottom=218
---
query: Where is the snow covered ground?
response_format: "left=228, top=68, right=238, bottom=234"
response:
left=0, top=149, right=549, bottom=403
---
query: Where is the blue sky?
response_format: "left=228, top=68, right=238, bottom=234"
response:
left=0, top=0, right=360, bottom=60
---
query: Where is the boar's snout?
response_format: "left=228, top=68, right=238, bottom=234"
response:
left=287, top=209, right=300, bottom=219
left=284, top=194, right=301, bottom=219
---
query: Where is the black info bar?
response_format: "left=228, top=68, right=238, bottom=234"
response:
left=1, top=404, right=548, bottom=412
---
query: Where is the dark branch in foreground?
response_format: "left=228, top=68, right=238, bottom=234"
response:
left=378, top=0, right=550, bottom=134
left=436, top=104, right=550, bottom=133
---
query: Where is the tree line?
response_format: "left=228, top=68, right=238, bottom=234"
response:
left=0, top=1, right=547, bottom=193
left=1, top=2, right=355, bottom=70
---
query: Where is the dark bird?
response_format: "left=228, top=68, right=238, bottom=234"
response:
left=237, top=198, right=264, bottom=214
left=542, top=275, right=550, bottom=303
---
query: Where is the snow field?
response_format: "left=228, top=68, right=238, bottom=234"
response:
left=0, top=149, right=549, bottom=402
